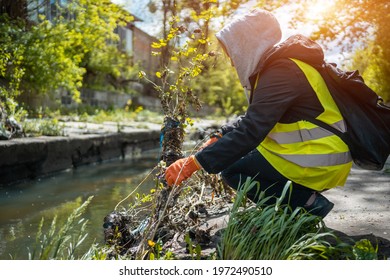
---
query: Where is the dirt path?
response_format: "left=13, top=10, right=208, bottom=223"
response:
left=323, top=160, right=390, bottom=258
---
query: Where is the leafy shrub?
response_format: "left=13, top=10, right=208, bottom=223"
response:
left=23, top=118, right=65, bottom=136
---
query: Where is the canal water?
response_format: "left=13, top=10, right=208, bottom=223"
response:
left=0, top=149, right=159, bottom=259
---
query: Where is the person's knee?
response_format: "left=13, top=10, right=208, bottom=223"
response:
left=220, top=168, right=240, bottom=190
left=220, top=169, right=232, bottom=186
left=220, top=169, right=229, bottom=181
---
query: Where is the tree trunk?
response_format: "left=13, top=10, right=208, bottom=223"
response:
left=0, top=0, right=28, bottom=21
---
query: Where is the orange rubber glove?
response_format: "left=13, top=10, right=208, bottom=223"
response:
left=198, top=133, right=222, bottom=150
left=165, top=155, right=201, bottom=186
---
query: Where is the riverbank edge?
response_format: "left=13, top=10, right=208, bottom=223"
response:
left=0, top=129, right=160, bottom=186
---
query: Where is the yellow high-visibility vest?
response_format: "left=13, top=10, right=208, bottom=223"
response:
left=257, top=58, right=352, bottom=191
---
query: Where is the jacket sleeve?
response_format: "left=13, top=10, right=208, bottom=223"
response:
left=195, top=59, right=305, bottom=174
left=220, top=115, right=245, bottom=135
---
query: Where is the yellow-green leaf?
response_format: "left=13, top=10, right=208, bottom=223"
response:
left=151, top=42, right=162, bottom=48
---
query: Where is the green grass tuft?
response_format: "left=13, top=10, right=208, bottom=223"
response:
left=217, top=179, right=377, bottom=260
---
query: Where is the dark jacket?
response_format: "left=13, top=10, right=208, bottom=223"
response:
left=195, top=35, right=329, bottom=173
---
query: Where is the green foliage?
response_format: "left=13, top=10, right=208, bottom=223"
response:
left=267, top=0, right=390, bottom=102
left=0, top=0, right=136, bottom=120
left=0, top=17, right=25, bottom=117
left=140, top=0, right=252, bottom=119
left=311, top=0, right=390, bottom=102
left=66, top=0, right=137, bottom=93
left=218, top=179, right=376, bottom=260
left=139, top=12, right=216, bottom=164
left=24, top=0, right=133, bottom=98
left=185, top=233, right=202, bottom=260
left=140, top=15, right=211, bottom=121
left=352, top=239, right=378, bottom=260
left=350, top=44, right=390, bottom=102
left=24, top=20, right=84, bottom=101
left=80, top=244, right=110, bottom=260
left=65, top=106, right=162, bottom=124
left=22, top=118, right=65, bottom=136
left=191, top=51, right=247, bottom=115
left=147, top=239, right=165, bottom=260
left=29, top=196, right=94, bottom=260
left=139, top=0, right=253, bottom=121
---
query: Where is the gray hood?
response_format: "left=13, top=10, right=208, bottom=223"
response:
left=216, top=9, right=282, bottom=89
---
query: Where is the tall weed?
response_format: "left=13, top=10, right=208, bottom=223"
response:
left=218, top=179, right=374, bottom=260
left=29, top=196, right=94, bottom=260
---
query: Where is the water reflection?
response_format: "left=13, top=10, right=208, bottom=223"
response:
left=0, top=150, right=159, bottom=259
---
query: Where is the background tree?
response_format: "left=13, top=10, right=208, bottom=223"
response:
left=297, top=0, right=389, bottom=101
left=254, top=0, right=390, bottom=101
left=0, top=0, right=28, bottom=22
left=0, top=0, right=135, bottom=127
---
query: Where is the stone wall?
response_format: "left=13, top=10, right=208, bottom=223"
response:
left=0, top=130, right=160, bottom=186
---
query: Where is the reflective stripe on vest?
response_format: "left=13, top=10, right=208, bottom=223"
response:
left=257, top=58, right=352, bottom=191
left=278, top=151, right=351, bottom=167
left=267, top=119, right=346, bottom=145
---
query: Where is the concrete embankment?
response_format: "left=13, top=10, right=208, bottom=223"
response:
left=0, top=122, right=161, bottom=186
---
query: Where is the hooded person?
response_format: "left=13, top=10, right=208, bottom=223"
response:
left=164, top=9, right=353, bottom=218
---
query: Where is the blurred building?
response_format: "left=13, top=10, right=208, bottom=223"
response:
left=117, top=15, right=160, bottom=79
